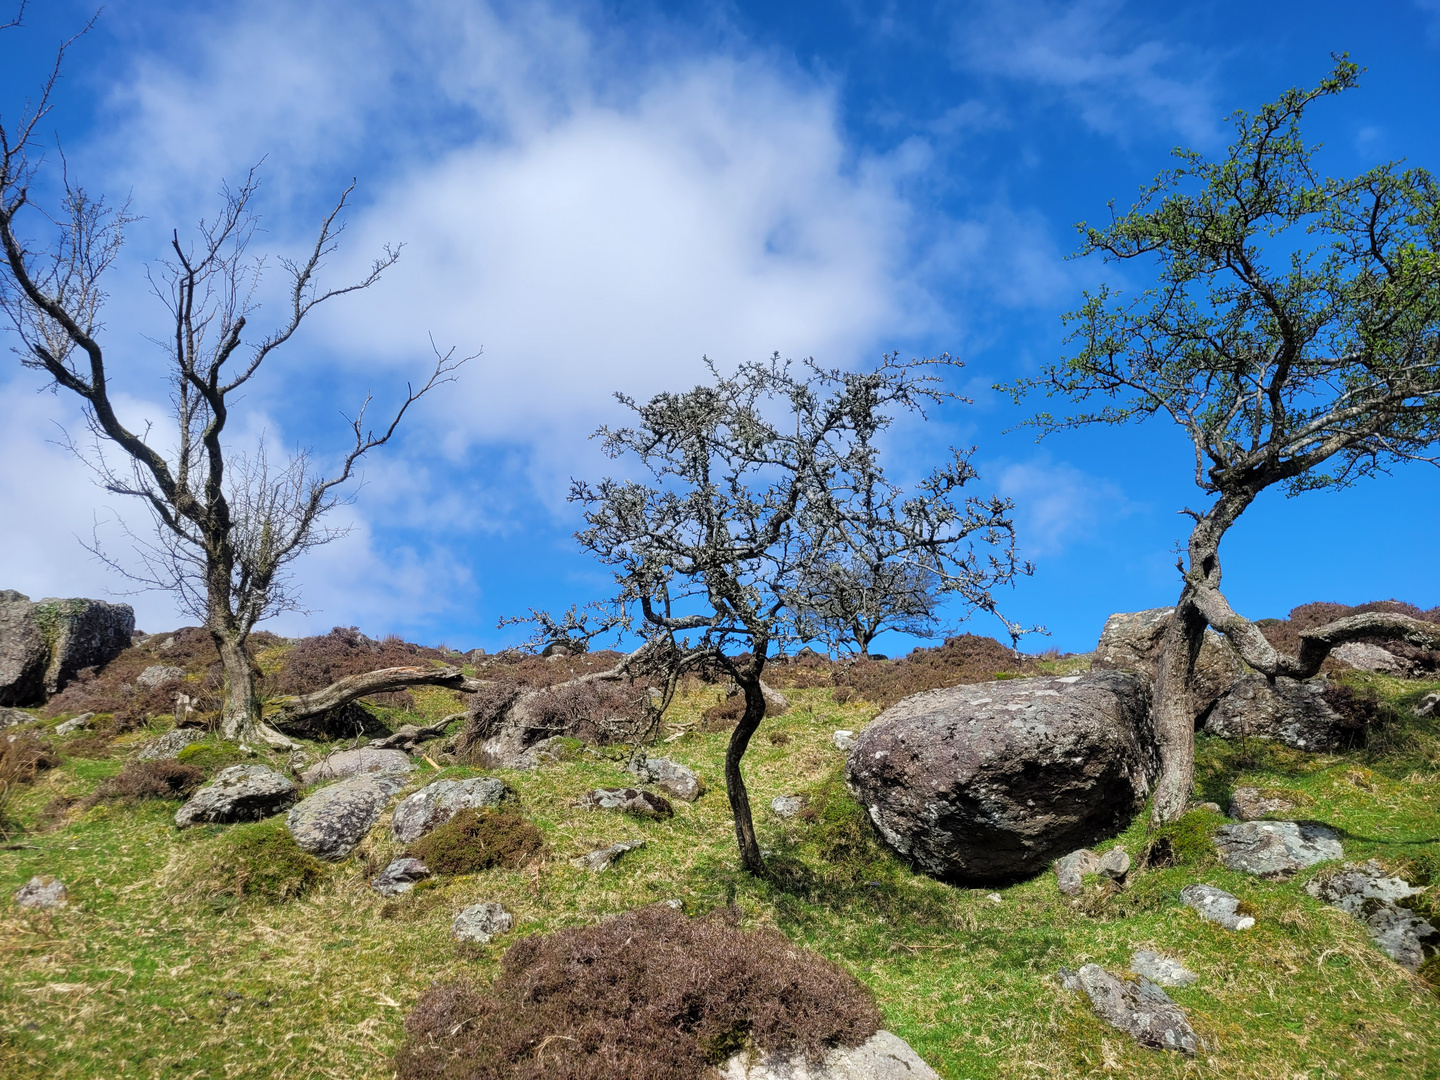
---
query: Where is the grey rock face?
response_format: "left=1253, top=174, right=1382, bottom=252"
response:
left=1059, top=964, right=1198, bottom=1054
left=0, top=591, right=134, bottom=705
left=287, top=774, right=403, bottom=860
left=452, top=901, right=513, bottom=943
left=300, top=746, right=415, bottom=784
left=1214, top=820, right=1342, bottom=879
left=1055, top=849, right=1100, bottom=897
left=391, top=777, right=516, bottom=843
left=627, top=755, right=704, bottom=801
left=0, top=705, right=34, bottom=728
left=175, top=764, right=298, bottom=826
left=717, top=1029, right=940, bottom=1079
left=1204, top=675, right=1354, bottom=751
left=1092, top=607, right=1242, bottom=714
left=1227, top=786, right=1297, bottom=821
left=371, top=857, right=431, bottom=896
left=1305, top=861, right=1439, bottom=971
left=137, top=728, right=208, bottom=761
left=1180, top=883, right=1254, bottom=930
left=581, top=787, right=673, bottom=818
left=572, top=839, right=645, bottom=871
left=54, top=712, right=94, bottom=735
left=1130, top=950, right=1198, bottom=987
left=14, top=875, right=67, bottom=909
left=771, top=794, right=808, bottom=819
left=136, top=664, right=186, bottom=688
left=845, top=671, right=1156, bottom=884
left=1332, top=641, right=1413, bottom=676
left=832, top=730, right=858, bottom=752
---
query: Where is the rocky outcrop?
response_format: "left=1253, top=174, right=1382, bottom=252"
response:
left=1091, top=607, right=1242, bottom=714
left=452, top=901, right=513, bottom=943
left=300, top=747, right=415, bottom=784
left=627, top=755, right=704, bottom=802
left=136, top=664, right=186, bottom=688
left=1213, top=821, right=1342, bottom=879
left=580, top=787, right=673, bottom=818
left=286, top=774, right=404, bottom=860
left=175, top=764, right=298, bottom=826
left=1180, top=883, right=1253, bottom=930
left=1204, top=675, right=1356, bottom=751
left=845, top=671, right=1155, bottom=884
left=1332, top=641, right=1413, bottom=676
left=391, top=777, right=516, bottom=844
left=1305, top=861, right=1439, bottom=971
left=718, top=1030, right=940, bottom=1079
left=0, top=591, right=134, bottom=706
left=1059, top=964, right=1198, bottom=1054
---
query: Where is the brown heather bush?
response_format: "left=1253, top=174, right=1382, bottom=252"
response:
left=1257, top=600, right=1440, bottom=676
left=0, top=733, right=62, bottom=835
left=459, top=678, right=652, bottom=758
left=407, top=807, right=545, bottom=874
left=92, top=759, right=204, bottom=803
left=261, top=625, right=457, bottom=707
left=393, top=903, right=882, bottom=1080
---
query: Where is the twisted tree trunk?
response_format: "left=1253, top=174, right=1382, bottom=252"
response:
left=725, top=672, right=768, bottom=875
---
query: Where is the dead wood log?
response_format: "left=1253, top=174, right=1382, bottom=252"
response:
left=267, top=666, right=486, bottom=725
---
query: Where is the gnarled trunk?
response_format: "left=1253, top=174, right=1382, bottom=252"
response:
left=1149, top=589, right=1207, bottom=826
left=213, top=631, right=296, bottom=752
left=725, top=672, right=768, bottom=875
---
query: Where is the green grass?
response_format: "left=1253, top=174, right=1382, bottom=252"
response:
left=1, top=679, right=1438, bottom=1079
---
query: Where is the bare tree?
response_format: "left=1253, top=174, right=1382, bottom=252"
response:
left=0, top=24, right=469, bottom=749
left=1008, top=59, right=1440, bottom=825
left=524, top=354, right=1029, bottom=874
left=790, top=540, right=945, bottom=658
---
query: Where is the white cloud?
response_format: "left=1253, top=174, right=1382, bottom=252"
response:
left=993, top=455, right=1133, bottom=559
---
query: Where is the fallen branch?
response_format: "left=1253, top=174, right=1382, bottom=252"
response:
left=267, top=666, right=482, bottom=725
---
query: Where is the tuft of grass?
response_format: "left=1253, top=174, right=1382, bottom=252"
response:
left=164, top=816, right=329, bottom=906
left=1140, top=807, right=1220, bottom=870
left=174, top=740, right=249, bottom=774
left=407, top=807, right=545, bottom=875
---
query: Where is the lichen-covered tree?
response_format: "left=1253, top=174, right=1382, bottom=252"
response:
left=1009, top=60, right=1440, bottom=824
left=790, top=542, right=945, bottom=658
left=542, top=354, right=1029, bottom=874
left=0, top=23, right=469, bottom=749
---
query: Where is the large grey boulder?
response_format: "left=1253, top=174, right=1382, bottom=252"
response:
left=1204, top=675, right=1355, bottom=751
left=286, top=774, right=404, bottom=860
left=1306, top=861, right=1439, bottom=971
left=175, top=764, right=298, bottom=826
left=1180, top=883, right=1254, bottom=930
left=718, top=1029, right=939, bottom=1079
left=1091, top=607, right=1242, bottom=714
left=300, top=746, right=415, bottom=784
left=1213, top=820, right=1342, bottom=879
left=0, top=591, right=134, bottom=705
left=391, top=777, right=516, bottom=844
left=628, top=754, right=704, bottom=801
left=1055, top=849, right=1100, bottom=897
left=137, top=728, right=208, bottom=761
left=1059, top=964, right=1199, bottom=1054
left=1332, top=641, right=1413, bottom=676
left=845, top=671, right=1156, bottom=884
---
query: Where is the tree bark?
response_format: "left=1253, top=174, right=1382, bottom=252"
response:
left=1148, top=588, right=1207, bottom=826
left=214, top=632, right=297, bottom=751
left=725, top=673, right=768, bottom=875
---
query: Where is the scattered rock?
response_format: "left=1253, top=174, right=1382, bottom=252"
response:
left=14, top=876, right=67, bottom=909
left=0, top=591, right=134, bottom=705
left=509, top=735, right=577, bottom=769
left=1416, top=692, right=1440, bottom=719
left=1305, top=860, right=1439, bottom=971
left=137, top=728, right=208, bottom=761
left=1179, top=883, right=1254, bottom=930
left=371, top=857, right=431, bottom=896
left=1333, top=641, right=1413, bottom=677
left=580, top=787, right=673, bottom=818
left=628, top=754, right=704, bottom=802
left=718, top=1029, right=940, bottom=1079
left=1091, top=607, right=1242, bottom=714
left=1227, top=786, right=1296, bottom=821
left=572, top=839, right=645, bottom=871
left=1098, top=847, right=1131, bottom=880
left=1213, top=820, right=1342, bottom=879
left=369, top=718, right=463, bottom=753
left=286, top=774, right=404, bottom=860
left=1055, top=849, right=1100, bottom=897
left=1059, top=963, right=1198, bottom=1054
left=0, top=705, right=33, bottom=728
left=452, top=901, right=513, bottom=943
left=136, top=664, right=187, bottom=688
left=1204, top=674, right=1355, bottom=751
left=845, top=671, right=1156, bottom=884
left=1129, top=950, right=1198, bottom=987
left=1189, top=801, right=1222, bottom=814
left=771, top=794, right=808, bottom=819
left=391, top=776, right=517, bottom=844
left=761, top=682, right=791, bottom=715
left=175, top=764, right=298, bottom=827
left=832, top=730, right=857, bottom=752
left=54, top=712, right=94, bottom=736
left=300, top=746, right=415, bottom=784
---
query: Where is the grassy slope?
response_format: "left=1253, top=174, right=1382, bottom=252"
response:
left=1, top=674, right=1438, bottom=1080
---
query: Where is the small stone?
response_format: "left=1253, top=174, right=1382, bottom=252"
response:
left=14, top=876, right=67, bottom=909
left=137, top=728, right=207, bottom=761
left=1130, top=950, right=1198, bottom=987
left=718, top=1029, right=939, bottom=1080
left=175, top=764, right=298, bottom=827
left=661, top=898, right=684, bottom=910
left=1098, top=847, right=1131, bottom=880
left=300, top=747, right=415, bottom=784
left=1188, top=801, right=1222, bottom=814
left=1227, top=786, right=1296, bottom=821
left=1415, top=691, right=1440, bottom=719
left=136, top=664, right=187, bottom=688
left=1214, top=820, right=1342, bottom=879
left=1060, top=963, right=1198, bottom=1054
left=572, top=839, right=645, bottom=871
left=580, top=787, right=673, bottom=818
left=1055, top=848, right=1100, bottom=896
left=832, top=729, right=857, bottom=751
left=987, top=893, right=1003, bottom=903
left=391, top=777, right=516, bottom=844
left=371, top=857, right=431, bottom=897
left=627, top=755, right=704, bottom=802
left=452, top=901, right=513, bottom=943
left=770, top=794, right=807, bottom=819
left=0, top=706, right=34, bottom=728
left=55, top=713, right=94, bottom=735
left=1180, top=883, right=1254, bottom=930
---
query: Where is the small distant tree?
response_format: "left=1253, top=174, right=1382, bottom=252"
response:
left=533, top=354, right=1030, bottom=874
left=1009, top=59, right=1440, bottom=825
left=791, top=546, right=944, bottom=658
left=0, top=22, right=469, bottom=748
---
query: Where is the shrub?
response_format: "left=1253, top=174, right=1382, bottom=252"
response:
left=458, top=679, right=651, bottom=757
left=0, top=733, right=61, bottom=836
left=175, top=741, right=248, bottom=775
left=167, top=817, right=328, bottom=905
left=93, top=759, right=204, bottom=803
left=408, top=808, right=545, bottom=874
left=393, top=903, right=882, bottom=1080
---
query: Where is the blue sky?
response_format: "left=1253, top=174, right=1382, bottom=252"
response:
left=1, top=0, right=1437, bottom=654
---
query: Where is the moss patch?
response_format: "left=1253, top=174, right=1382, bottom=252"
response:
left=408, top=807, right=545, bottom=875
left=165, top=817, right=329, bottom=906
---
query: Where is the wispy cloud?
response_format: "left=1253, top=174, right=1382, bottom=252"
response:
left=993, top=455, right=1133, bottom=559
